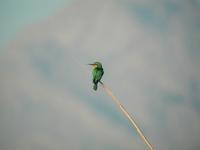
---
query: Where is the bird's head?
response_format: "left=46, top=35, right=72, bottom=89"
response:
left=88, top=62, right=102, bottom=69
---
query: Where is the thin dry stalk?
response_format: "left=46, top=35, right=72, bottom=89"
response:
left=100, top=82, right=154, bottom=150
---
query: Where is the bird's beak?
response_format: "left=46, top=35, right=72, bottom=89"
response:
left=88, top=63, right=97, bottom=68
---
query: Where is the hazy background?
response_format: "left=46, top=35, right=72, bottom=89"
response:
left=1, top=0, right=200, bottom=149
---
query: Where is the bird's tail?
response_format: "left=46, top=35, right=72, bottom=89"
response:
left=93, top=83, right=98, bottom=91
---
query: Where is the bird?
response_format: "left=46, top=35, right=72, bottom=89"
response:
left=88, top=62, right=104, bottom=91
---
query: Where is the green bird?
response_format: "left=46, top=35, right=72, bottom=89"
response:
left=88, top=62, right=104, bottom=91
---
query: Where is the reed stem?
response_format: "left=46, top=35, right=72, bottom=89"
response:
left=99, top=82, right=154, bottom=150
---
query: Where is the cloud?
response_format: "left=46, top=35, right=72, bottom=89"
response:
left=1, top=0, right=200, bottom=150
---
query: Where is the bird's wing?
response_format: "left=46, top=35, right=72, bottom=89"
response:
left=94, top=69, right=104, bottom=82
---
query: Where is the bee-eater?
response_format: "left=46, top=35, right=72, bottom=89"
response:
left=88, top=62, right=104, bottom=91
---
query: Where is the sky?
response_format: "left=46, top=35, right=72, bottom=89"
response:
left=0, top=0, right=72, bottom=48
left=0, top=0, right=200, bottom=150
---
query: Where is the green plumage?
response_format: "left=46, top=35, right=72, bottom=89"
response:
left=89, top=62, right=104, bottom=91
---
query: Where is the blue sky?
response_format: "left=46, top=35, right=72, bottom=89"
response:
left=0, top=0, right=200, bottom=150
left=0, top=0, right=72, bottom=48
